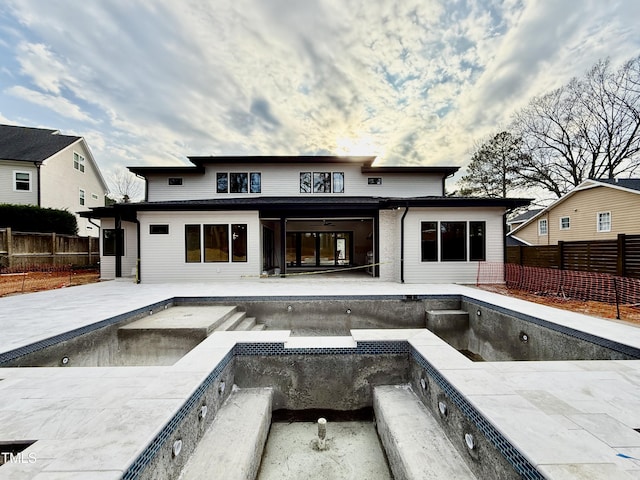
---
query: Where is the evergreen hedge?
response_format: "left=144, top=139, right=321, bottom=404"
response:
left=0, top=204, right=78, bottom=235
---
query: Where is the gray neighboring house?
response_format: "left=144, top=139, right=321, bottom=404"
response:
left=0, top=124, right=108, bottom=236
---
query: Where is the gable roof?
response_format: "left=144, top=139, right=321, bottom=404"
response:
left=507, top=208, right=543, bottom=225
left=0, top=124, right=81, bottom=163
left=508, top=178, right=640, bottom=236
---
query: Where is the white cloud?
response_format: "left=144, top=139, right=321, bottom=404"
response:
left=1, top=0, right=639, bottom=179
left=5, top=86, right=97, bottom=123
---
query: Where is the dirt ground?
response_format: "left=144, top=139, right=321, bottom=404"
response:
left=477, top=284, right=640, bottom=326
left=0, top=269, right=100, bottom=297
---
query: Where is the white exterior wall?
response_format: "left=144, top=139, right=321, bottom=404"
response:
left=403, top=207, right=505, bottom=284
left=378, top=210, right=399, bottom=281
left=138, top=211, right=260, bottom=283
left=99, top=219, right=137, bottom=280
left=146, top=163, right=444, bottom=201
left=40, top=140, right=107, bottom=237
left=0, top=161, right=38, bottom=205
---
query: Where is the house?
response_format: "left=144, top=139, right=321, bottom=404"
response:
left=82, top=156, right=528, bottom=283
left=508, top=178, right=640, bottom=245
left=0, top=124, right=109, bottom=236
left=506, top=208, right=543, bottom=233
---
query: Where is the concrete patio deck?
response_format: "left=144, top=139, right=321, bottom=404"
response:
left=1, top=278, right=640, bottom=479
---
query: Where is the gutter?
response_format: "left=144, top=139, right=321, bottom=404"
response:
left=135, top=218, right=141, bottom=283
left=400, top=205, right=409, bottom=283
left=34, top=161, right=42, bottom=207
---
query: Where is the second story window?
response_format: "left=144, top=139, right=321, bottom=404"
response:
left=560, top=216, right=570, bottom=230
left=168, top=177, right=183, bottom=186
left=217, top=172, right=260, bottom=193
left=597, top=211, right=611, bottom=232
left=73, top=152, right=85, bottom=172
left=14, top=171, right=31, bottom=191
left=538, top=219, right=548, bottom=235
left=300, top=171, right=344, bottom=193
left=230, top=173, right=248, bottom=193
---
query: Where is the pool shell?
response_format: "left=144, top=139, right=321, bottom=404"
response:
left=2, top=293, right=640, bottom=480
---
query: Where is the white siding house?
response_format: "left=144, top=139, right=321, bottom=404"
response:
left=0, top=124, right=109, bottom=236
left=83, top=156, right=528, bottom=283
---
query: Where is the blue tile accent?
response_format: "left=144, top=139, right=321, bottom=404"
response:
left=410, top=346, right=544, bottom=480
left=121, top=348, right=234, bottom=480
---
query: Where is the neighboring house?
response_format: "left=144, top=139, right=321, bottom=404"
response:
left=506, top=208, right=543, bottom=232
left=508, top=178, right=640, bottom=246
left=82, top=156, right=528, bottom=283
left=0, top=124, right=109, bottom=236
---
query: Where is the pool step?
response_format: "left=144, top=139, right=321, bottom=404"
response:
left=374, top=384, right=477, bottom=480
left=179, top=387, right=273, bottom=480
left=425, top=309, right=469, bottom=332
left=251, top=323, right=266, bottom=331
left=214, top=311, right=249, bottom=331
left=119, top=305, right=241, bottom=336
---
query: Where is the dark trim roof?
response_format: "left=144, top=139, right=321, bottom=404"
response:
left=128, top=155, right=459, bottom=178
left=81, top=196, right=531, bottom=219
left=597, top=178, right=640, bottom=192
left=0, top=124, right=81, bottom=163
left=507, top=208, right=543, bottom=224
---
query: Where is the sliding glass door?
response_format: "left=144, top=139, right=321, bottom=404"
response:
left=286, top=231, right=351, bottom=267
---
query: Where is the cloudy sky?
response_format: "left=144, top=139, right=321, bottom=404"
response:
left=1, top=0, right=639, bottom=193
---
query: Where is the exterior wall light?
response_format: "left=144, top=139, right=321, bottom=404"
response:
left=438, top=401, right=447, bottom=416
left=172, top=439, right=183, bottom=458
left=465, top=433, right=475, bottom=450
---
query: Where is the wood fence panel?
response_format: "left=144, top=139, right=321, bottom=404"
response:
left=626, top=235, right=640, bottom=278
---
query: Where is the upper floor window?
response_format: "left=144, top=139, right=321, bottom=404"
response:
left=538, top=219, right=548, bottom=235
left=300, top=171, right=344, bottom=193
left=73, top=152, right=85, bottom=172
left=368, top=177, right=382, bottom=185
left=168, top=177, right=183, bottom=186
left=559, top=216, right=570, bottom=230
left=79, top=189, right=85, bottom=206
left=217, top=172, right=260, bottom=193
left=597, top=211, right=611, bottom=232
left=14, top=171, right=31, bottom=191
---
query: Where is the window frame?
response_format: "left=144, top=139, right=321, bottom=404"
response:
left=149, top=224, right=169, bottom=235
left=332, top=172, right=345, bottom=193
left=168, top=177, right=183, bottom=186
left=538, top=218, right=548, bottom=235
left=469, top=221, right=486, bottom=261
left=232, top=224, right=248, bottom=262
left=216, top=173, right=229, bottom=193
left=559, top=216, right=570, bottom=231
left=185, top=224, right=202, bottom=263
left=73, top=152, right=85, bottom=173
left=368, top=177, right=382, bottom=185
left=420, top=220, right=486, bottom=263
left=300, top=172, right=312, bottom=193
left=597, top=211, right=611, bottom=232
left=103, top=229, right=124, bottom=256
left=420, top=221, right=438, bottom=262
left=313, top=172, right=332, bottom=193
left=79, top=189, right=85, bottom=206
left=13, top=170, right=32, bottom=192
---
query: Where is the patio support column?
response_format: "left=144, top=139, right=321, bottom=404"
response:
left=280, top=217, right=286, bottom=277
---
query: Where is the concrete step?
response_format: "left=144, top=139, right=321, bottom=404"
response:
left=180, top=387, right=273, bottom=480
left=425, top=309, right=469, bottom=333
left=214, top=311, right=247, bottom=332
left=251, top=323, right=266, bottom=332
left=118, top=305, right=239, bottom=336
left=374, top=384, right=477, bottom=480
left=234, top=317, right=257, bottom=331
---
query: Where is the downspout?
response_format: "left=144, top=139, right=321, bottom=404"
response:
left=34, top=162, right=42, bottom=207
left=135, top=218, right=141, bottom=283
left=400, top=205, right=409, bottom=283
left=115, top=215, right=122, bottom=278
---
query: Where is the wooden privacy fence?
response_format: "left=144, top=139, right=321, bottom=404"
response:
left=0, top=228, right=99, bottom=271
left=507, top=234, right=640, bottom=279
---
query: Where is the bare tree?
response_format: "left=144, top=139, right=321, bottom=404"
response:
left=512, top=56, right=640, bottom=198
left=108, top=167, right=144, bottom=203
left=458, top=131, right=528, bottom=197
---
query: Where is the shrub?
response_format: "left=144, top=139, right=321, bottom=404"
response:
left=0, top=204, right=78, bottom=235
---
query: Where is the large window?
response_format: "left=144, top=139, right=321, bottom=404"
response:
left=185, top=225, right=201, bottom=262
left=232, top=224, right=247, bottom=262
left=103, top=229, right=124, bottom=256
left=421, top=222, right=438, bottom=261
left=185, top=224, right=247, bottom=263
left=313, top=172, right=331, bottom=193
left=217, top=172, right=260, bottom=193
left=13, top=171, right=31, bottom=191
left=300, top=171, right=343, bottom=193
left=440, top=222, right=466, bottom=261
left=204, top=224, right=229, bottom=262
left=597, top=212, right=611, bottom=232
left=421, top=221, right=486, bottom=262
left=469, top=221, right=486, bottom=261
